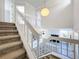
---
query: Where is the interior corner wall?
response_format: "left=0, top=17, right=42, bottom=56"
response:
left=0, top=0, right=4, bottom=22
left=73, top=0, right=79, bottom=32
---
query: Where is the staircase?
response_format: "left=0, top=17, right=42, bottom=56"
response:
left=40, top=55, right=60, bottom=59
left=0, top=22, right=28, bottom=59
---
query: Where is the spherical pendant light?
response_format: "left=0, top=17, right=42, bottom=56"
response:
left=41, top=8, right=49, bottom=16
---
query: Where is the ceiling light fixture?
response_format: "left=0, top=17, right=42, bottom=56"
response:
left=41, top=8, right=49, bottom=16
left=40, top=0, right=50, bottom=16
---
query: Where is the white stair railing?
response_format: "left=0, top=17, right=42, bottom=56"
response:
left=15, top=8, right=41, bottom=59
left=15, top=8, right=79, bottom=59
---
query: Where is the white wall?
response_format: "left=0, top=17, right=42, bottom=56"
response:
left=0, top=0, right=4, bottom=22
left=41, top=2, right=73, bottom=29
left=73, top=1, right=79, bottom=59
left=73, top=0, right=79, bottom=32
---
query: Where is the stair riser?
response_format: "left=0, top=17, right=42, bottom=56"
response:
left=0, top=27, right=16, bottom=30
left=0, top=43, right=23, bottom=56
left=0, top=38, right=20, bottom=45
left=0, top=22, right=15, bottom=26
left=0, top=32, right=18, bottom=36
left=16, top=53, right=26, bottom=59
left=0, top=25, right=15, bottom=27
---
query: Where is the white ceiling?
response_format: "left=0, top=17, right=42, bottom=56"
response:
left=16, top=0, right=71, bottom=10
left=26, top=0, right=45, bottom=7
left=25, top=0, right=71, bottom=10
left=25, top=0, right=57, bottom=9
left=15, top=0, right=26, bottom=5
